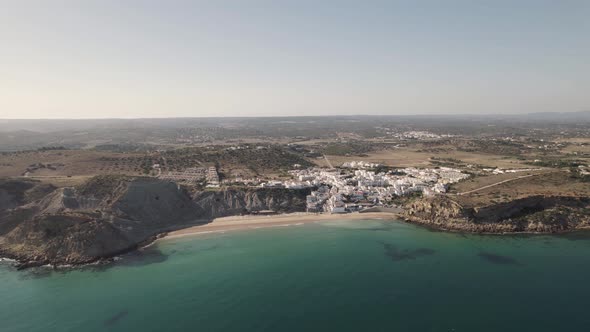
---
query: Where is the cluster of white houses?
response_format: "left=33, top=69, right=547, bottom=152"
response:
left=205, top=166, right=220, bottom=187
left=341, top=161, right=383, bottom=169
left=156, top=160, right=470, bottom=214
left=157, top=166, right=220, bottom=187
left=158, top=167, right=206, bottom=183
left=284, top=166, right=469, bottom=213
left=382, top=130, right=455, bottom=140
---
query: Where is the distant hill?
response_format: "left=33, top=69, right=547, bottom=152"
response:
left=1, top=110, right=590, bottom=132
left=513, top=110, right=590, bottom=123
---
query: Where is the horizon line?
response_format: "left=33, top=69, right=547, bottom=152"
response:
left=1, top=110, right=589, bottom=121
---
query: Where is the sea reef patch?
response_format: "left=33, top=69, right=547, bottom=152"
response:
left=380, top=242, right=436, bottom=261
left=477, top=251, right=522, bottom=266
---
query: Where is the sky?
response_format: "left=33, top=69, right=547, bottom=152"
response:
left=0, top=0, right=589, bottom=119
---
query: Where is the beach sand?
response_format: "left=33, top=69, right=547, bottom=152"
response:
left=163, top=212, right=401, bottom=240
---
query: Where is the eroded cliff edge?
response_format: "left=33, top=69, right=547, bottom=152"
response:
left=0, top=176, right=309, bottom=267
left=403, top=195, right=590, bottom=233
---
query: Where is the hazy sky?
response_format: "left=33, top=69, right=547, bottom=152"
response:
left=1, top=0, right=589, bottom=119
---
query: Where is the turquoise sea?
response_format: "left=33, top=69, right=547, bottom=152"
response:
left=2, top=219, right=590, bottom=332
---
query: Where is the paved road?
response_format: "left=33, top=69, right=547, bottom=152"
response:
left=19, top=175, right=92, bottom=179
left=323, top=154, right=334, bottom=169
left=455, top=173, right=537, bottom=196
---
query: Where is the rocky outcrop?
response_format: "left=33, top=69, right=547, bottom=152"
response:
left=0, top=176, right=310, bottom=267
left=403, top=195, right=590, bottom=233
left=193, top=187, right=310, bottom=218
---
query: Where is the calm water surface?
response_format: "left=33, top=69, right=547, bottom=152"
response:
left=2, top=219, right=590, bottom=332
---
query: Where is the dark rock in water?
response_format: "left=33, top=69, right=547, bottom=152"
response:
left=380, top=242, right=436, bottom=261
left=478, top=251, right=522, bottom=266
left=15, top=260, right=46, bottom=270
left=104, top=310, right=129, bottom=327
left=19, top=268, right=54, bottom=280
left=196, top=244, right=221, bottom=252
left=119, top=248, right=168, bottom=267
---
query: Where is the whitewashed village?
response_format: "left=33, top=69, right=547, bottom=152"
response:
left=283, top=162, right=470, bottom=213
left=157, top=159, right=471, bottom=214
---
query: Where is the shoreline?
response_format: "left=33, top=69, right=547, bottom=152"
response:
left=3, top=212, right=590, bottom=270
left=161, top=212, right=401, bottom=240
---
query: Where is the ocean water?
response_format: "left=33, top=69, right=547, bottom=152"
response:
left=2, top=219, right=590, bottom=332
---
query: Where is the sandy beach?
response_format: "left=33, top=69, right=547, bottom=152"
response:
left=163, top=212, right=401, bottom=240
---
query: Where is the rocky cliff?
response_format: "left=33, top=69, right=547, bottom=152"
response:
left=403, top=195, right=590, bottom=233
left=193, top=187, right=310, bottom=218
left=0, top=176, right=310, bottom=267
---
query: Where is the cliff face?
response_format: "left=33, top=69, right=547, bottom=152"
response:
left=404, top=195, right=590, bottom=233
left=193, top=187, right=310, bottom=218
left=0, top=179, right=56, bottom=211
left=0, top=176, right=310, bottom=267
